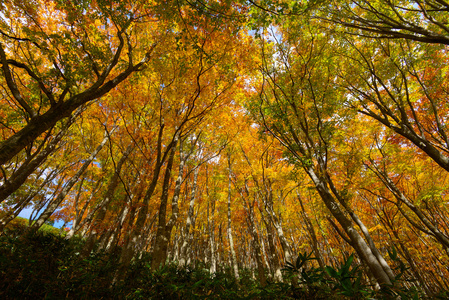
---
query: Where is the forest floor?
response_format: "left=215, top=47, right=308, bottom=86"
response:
left=0, top=218, right=445, bottom=299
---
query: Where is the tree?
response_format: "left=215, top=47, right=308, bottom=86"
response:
left=0, top=0, right=159, bottom=166
left=249, top=20, right=395, bottom=285
left=314, top=0, right=449, bottom=45
left=337, top=37, right=449, bottom=172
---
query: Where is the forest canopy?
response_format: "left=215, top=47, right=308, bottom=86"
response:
left=1, top=0, right=449, bottom=298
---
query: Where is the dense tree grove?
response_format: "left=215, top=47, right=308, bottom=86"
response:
left=1, top=0, right=449, bottom=298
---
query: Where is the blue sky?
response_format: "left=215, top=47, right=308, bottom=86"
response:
left=18, top=207, right=67, bottom=228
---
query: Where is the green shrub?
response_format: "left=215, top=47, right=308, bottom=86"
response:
left=0, top=222, right=444, bottom=299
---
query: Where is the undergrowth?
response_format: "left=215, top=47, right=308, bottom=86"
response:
left=0, top=221, right=447, bottom=299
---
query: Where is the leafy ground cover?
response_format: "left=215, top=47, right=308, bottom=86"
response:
left=1, top=221, right=447, bottom=299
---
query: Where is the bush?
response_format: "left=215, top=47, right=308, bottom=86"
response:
left=0, top=222, right=443, bottom=299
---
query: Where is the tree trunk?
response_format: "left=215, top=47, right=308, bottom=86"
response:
left=258, top=182, right=293, bottom=266
left=179, top=167, right=199, bottom=267
left=305, top=165, right=393, bottom=286
left=226, top=154, right=239, bottom=279
left=151, top=141, right=177, bottom=270
left=248, top=199, right=267, bottom=286
left=208, top=187, right=217, bottom=274
left=262, top=211, right=282, bottom=281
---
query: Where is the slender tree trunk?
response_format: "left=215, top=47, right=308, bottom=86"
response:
left=263, top=212, right=282, bottom=281
left=172, top=231, right=180, bottom=262
left=208, top=191, right=217, bottom=274
left=258, top=222, right=272, bottom=272
left=258, top=182, right=292, bottom=266
left=227, top=154, right=239, bottom=279
left=179, top=168, right=199, bottom=267
left=248, top=200, right=267, bottom=285
left=347, top=206, right=395, bottom=281
left=265, top=201, right=292, bottom=264
left=218, top=223, right=223, bottom=272
left=151, top=141, right=177, bottom=270
left=305, top=165, right=393, bottom=285
left=237, top=180, right=266, bottom=285
left=389, top=222, right=433, bottom=296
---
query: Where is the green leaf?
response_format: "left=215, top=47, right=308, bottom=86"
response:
left=325, top=266, right=338, bottom=278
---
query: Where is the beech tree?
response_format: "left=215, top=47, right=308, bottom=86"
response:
left=315, top=0, right=449, bottom=45
left=249, top=21, right=395, bottom=285
left=0, top=0, right=160, bottom=166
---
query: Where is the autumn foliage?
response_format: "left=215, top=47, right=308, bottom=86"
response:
left=1, top=0, right=449, bottom=298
